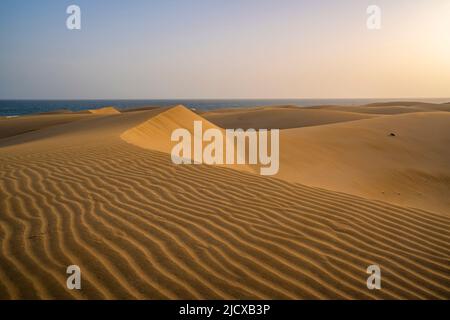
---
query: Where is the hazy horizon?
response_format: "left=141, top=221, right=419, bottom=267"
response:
left=1, top=0, right=449, bottom=99
left=1, top=97, right=450, bottom=101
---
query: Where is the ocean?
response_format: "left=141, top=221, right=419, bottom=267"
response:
left=0, top=98, right=449, bottom=116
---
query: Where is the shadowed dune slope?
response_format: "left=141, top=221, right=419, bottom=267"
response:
left=0, top=114, right=94, bottom=140
left=0, top=106, right=449, bottom=299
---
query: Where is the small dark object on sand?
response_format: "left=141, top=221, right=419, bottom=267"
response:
left=389, top=133, right=396, bottom=137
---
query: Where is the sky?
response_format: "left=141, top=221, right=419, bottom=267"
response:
left=0, top=0, right=449, bottom=99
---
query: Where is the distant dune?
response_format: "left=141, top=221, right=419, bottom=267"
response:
left=0, top=114, right=93, bottom=140
left=88, top=106, right=121, bottom=115
left=0, top=102, right=449, bottom=299
left=201, top=105, right=376, bottom=129
left=308, top=102, right=450, bottom=115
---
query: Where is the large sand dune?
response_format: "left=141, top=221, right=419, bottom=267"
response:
left=0, top=104, right=449, bottom=299
left=121, top=105, right=254, bottom=173
left=121, top=105, right=221, bottom=155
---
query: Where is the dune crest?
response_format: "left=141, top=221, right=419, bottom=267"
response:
left=121, top=105, right=219, bottom=154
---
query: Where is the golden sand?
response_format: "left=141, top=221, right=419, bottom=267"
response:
left=0, top=103, right=449, bottom=299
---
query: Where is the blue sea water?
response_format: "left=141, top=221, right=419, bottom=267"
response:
left=0, top=99, right=449, bottom=116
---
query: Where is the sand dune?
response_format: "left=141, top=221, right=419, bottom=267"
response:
left=0, top=114, right=93, bottom=140
left=88, top=106, right=121, bottom=115
left=275, top=112, right=450, bottom=214
left=36, top=109, right=73, bottom=115
left=202, top=104, right=450, bottom=214
left=121, top=105, right=254, bottom=172
left=0, top=104, right=449, bottom=299
left=309, top=102, right=450, bottom=115
left=122, top=105, right=219, bottom=155
left=202, top=105, right=376, bottom=129
left=121, top=106, right=161, bottom=113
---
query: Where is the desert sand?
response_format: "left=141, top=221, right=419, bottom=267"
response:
left=0, top=102, right=449, bottom=299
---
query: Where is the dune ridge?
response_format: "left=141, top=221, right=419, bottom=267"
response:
left=121, top=105, right=220, bottom=155
left=0, top=105, right=449, bottom=299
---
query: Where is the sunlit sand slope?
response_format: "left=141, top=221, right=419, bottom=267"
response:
left=276, top=112, right=450, bottom=214
left=121, top=105, right=221, bottom=155
left=121, top=105, right=254, bottom=172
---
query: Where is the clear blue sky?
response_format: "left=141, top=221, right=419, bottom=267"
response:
left=1, top=0, right=449, bottom=99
